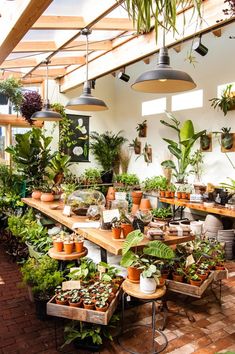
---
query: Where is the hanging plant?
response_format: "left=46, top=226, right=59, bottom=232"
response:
left=221, top=127, right=233, bottom=150
left=209, top=84, right=235, bottom=116
left=0, top=77, right=23, bottom=112
left=20, top=91, right=43, bottom=125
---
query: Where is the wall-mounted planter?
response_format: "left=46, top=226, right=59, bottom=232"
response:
left=200, top=133, right=212, bottom=152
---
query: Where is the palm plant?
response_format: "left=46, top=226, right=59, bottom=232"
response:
left=90, top=131, right=127, bottom=172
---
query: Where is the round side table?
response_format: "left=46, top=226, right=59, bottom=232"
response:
left=117, top=279, right=168, bottom=354
left=48, top=247, right=88, bottom=270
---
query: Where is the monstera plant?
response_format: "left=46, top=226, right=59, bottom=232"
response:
left=161, top=112, right=206, bottom=183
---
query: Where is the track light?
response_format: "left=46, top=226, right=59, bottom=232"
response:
left=118, top=71, right=130, bottom=82
left=193, top=35, right=208, bottom=56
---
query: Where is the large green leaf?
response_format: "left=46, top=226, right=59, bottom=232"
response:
left=122, top=230, right=144, bottom=255
left=120, top=251, right=137, bottom=267
left=161, top=160, right=176, bottom=170
left=143, top=241, right=175, bottom=259
left=168, top=145, right=182, bottom=160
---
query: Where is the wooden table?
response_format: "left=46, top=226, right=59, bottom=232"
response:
left=160, top=197, right=235, bottom=218
left=22, top=198, right=195, bottom=262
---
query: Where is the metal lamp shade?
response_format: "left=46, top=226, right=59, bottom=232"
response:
left=31, top=107, right=62, bottom=121
left=66, top=92, right=108, bottom=111
left=132, top=47, right=196, bottom=93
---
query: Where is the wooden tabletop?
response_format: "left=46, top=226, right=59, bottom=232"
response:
left=22, top=198, right=195, bottom=256
left=122, top=279, right=166, bottom=300
left=48, top=247, right=88, bottom=261
left=160, top=197, right=235, bottom=218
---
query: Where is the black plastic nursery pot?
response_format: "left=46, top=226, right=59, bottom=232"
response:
left=101, top=170, right=113, bottom=184
left=34, top=298, right=50, bottom=321
left=73, top=338, right=102, bottom=352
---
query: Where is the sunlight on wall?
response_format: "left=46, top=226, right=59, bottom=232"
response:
left=172, top=89, right=203, bottom=111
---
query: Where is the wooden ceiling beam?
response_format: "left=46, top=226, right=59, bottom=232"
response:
left=33, top=67, right=66, bottom=78
left=64, top=40, right=112, bottom=51
left=1, top=56, right=85, bottom=69
left=13, top=41, right=57, bottom=53
left=32, top=16, right=135, bottom=31
left=60, top=0, right=230, bottom=92
left=0, top=0, right=53, bottom=65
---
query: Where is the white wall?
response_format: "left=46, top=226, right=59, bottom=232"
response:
left=49, top=22, right=235, bottom=184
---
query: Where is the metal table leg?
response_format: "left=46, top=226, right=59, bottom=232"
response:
left=100, top=247, right=107, bottom=262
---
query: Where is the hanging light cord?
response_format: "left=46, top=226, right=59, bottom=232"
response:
left=85, top=32, right=88, bottom=84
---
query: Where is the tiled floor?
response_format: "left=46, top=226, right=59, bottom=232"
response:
left=0, top=246, right=235, bottom=354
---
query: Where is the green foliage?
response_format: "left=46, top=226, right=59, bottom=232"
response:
left=47, top=152, right=71, bottom=178
left=0, top=163, right=24, bottom=195
left=220, top=177, right=235, bottom=191
left=210, top=84, right=235, bottom=116
left=90, top=131, right=127, bottom=171
left=136, top=120, right=147, bottom=132
left=0, top=77, right=23, bottom=112
left=122, top=230, right=144, bottom=255
left=189, top=149, right=204, bottom=181
left=80, top=168, right=101, bottom=185
left=143, top=175, right=168, bottom=191
left=5, top=128, right=53, bottom=191
left=161, top=112, right=206, bottom=183
left=68, top=257, right=97, bottom=281
left=143, top=241, right=175, bottom=259
left=115, top=173, right=139, bottom=187
left=21, top=255, right=63, bottom=300
left=151, top=207, right=172, bottom=219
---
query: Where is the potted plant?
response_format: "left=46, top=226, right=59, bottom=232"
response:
left=151, top=206, right=172, bottom=222
left=0, top=77, right=23, bottom=113
left=74, top=234, right=84, bottom=253
left=136, top=120, right=147, bottom=137
left=63, top=237, right=74, bottom=254
left=200, top=132, right=211, bottom=151
left=95, top=298, right=109, bottom=312
left=111, top=217, right=122, bottom=239
left=189, top=273, right=203, bottom=287
left=20, top=91, right=43, bottom=124
left=221, top=127, right=233, bottom=150
left=139, top=261, right=161, bottom=294
left=172, top=265, right=185, bottom=282
left=80, top=168, right=102, bottom=185
left=47, top=152, right=71, bottom=185
left=160, top=112, right=206, bottom=183
left=129, top=138, right=141, bottom=154
left=83, top=297, right=95, bottom=310
left=210, top=84, right=235, bottom=116
left=56, top=294, right=68, bottom=305
left=40, top=181, right=54, bottom=202
left=90, top=131, right=127, bottom=183
left=190, top=149, right=204, bottom=184
left=68, top=295, right=83, bottom=308
left=120, top=213, right=134, bottom=238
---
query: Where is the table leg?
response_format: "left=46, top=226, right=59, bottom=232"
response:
left=152, top=300, right=156, bottom=350
left=100, top=247, right=107, bottom=262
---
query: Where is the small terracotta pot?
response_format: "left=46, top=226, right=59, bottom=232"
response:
left=64, top=242, right=74, bottom=254
left=83, top=302, right=95, bottom=310
left=165, top=191, right=171, bottom=198
left=197, top=273, right=208, bottom=281
left=40, top=192, right=54, bottom=202
left=177, top=192, right=182, bottom=199
left=127, top=266, right=141, bottom=282
left=170, top=191, right=175, bottom=198
left=112, top=227, right=122, bottom=239
left=106, top=187, right=116, bottom=200
left=131, top=204, right=139, bottom=215
left=139, top=198, right=151, bottom=210
left=181, top=192, right=187, bottom=199
left=69, top=300, right=82, bottom=308
left=161, top=271, right=170, bottom=280
left=159, top=191, right=165, bottom=197
left=54, top=241, right=63, bottom=252
left=172, top=273, right=184, bottom=282
left=95, top=304, right=109, bottom=312
left=132, top=197, right=142, bottom=205
left=56, top=298, right=68, bottom=305
left=190, top=279, right=202, bottom=287
left=31, top=190, right=42, bottom=199
left=75, top=241, right=84, bottom=253
left=132, top=191, right=143, bottom=205
left=121, top=223, right=134, bottom=238
left=158, top=278, right=166, bottom=287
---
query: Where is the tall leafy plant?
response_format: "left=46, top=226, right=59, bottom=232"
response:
left=161, top=112, right=205, bottom=183
left=5, top=128, right=53, bottom=190
left=90, top=131, right=127, bottom=171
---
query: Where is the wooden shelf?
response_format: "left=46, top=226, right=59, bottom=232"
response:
left=159, top=197, right=235, bottom=218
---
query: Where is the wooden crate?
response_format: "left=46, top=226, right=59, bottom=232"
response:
left=166, top=272, right=214, bottom=298
left=47, top=289, right=122, bottom=325
left=213, top=268, right=229, bottom=281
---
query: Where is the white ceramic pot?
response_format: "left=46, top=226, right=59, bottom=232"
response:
left=190, top=221, right=204, bottom=236
left=204, top=214, right=223, bottom=228
left=115, top=192, right=127, bottom=200
left=140, top=274, right=157, bottom=294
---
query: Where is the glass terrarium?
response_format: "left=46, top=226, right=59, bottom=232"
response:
left=68, top=189, right=106, bottom=216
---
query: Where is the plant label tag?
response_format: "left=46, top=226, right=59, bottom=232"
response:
left=102, top=209, right=120, bottom=223
left=63, top=205, right=71, bottom=216
left=62, top=280, right=81, bottom=290
left=186, top=254, right=195, bottom=268
left=127, top=295, right=131, bottom=302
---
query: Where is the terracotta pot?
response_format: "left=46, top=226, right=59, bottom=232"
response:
left=190, top=279, right=202, bottom=287
left=172, top=273, right=184, bottom=282
left=160, top=191, right=165, bottom=198
left=31, top=190, right=42, bottom=199
left=40, top=192, right=54, bottom=202
left=132, top=190, right=143, bottom=199
left=54, top=241, right=63, bottom=252
left=181, top=192, right=187, bottom=199
left=84, top=302, right=95, bottom=310
left=177, top=192, right=182, bottom=199
left=55, top=298, right=68, bottom=305
left=113, top=276, right=124, bottom=286
left=64, top=242, right=74, bottom=254
left=75, top=241, right=84, bottom=253
left=127, top=266, right=141, bottom=282
left=170, top=191, right=175, bottom=198
left=139, top=198, right=151, bottom=210
left=161, top=271, right=170, bottom=279
left=69, top=300, right=83, bottom=308
left=132, top=197, right=142, bottom=205
left=95, top=304, right=109, bottom=312
left=131, top=204, right=139, bottom=215
left=138, top=126, right=147, bottom=138
left=112, top=227, right=122, bottom=239
left=165, top=191, right=171, bottom=198
left=121, top=223, right=134, bottom=237
left=197, top=273, right=208, bottom=281
left=158, top=278, right=166, bottom=287
left=106, top=187, right=115, bottom=200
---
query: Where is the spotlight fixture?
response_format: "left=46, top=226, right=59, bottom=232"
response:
left=193, top=35, right=208, bottom=56
left=118, top=70, right=130, bottom=82
left=132, top=23, right=196, bottom=93
left=66, top=29, right=108, bottom=111
left=31, top=60, right=62, bottom=121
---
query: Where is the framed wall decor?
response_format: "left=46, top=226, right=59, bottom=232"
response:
left=60, top=114, right=90, bottom=162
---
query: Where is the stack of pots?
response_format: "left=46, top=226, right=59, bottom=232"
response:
left=131, top=190, right=143, bottom=215
left=203, top=214, right=223, bottom=240
left=106, top=187, right=115, bottom=209
left=217, top=229, right=235, bottom=260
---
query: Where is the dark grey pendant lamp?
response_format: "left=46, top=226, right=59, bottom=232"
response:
left=132, top=22, right=196, bottom=93
left=66, top=29, right=108, bottom=111
left=31, top=60, right=62, bottom=121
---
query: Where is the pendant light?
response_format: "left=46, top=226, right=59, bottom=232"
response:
left=31, top=60, right=62, bottom=121
left=66, top=29, right=108, bottom=111
left=132, top=22, right=196, bottom=93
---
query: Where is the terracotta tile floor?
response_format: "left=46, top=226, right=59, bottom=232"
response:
left=0, top=246, right=235, bottom=354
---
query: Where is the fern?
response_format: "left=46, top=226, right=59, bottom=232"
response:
left=143, top=241, right=175, bottom=259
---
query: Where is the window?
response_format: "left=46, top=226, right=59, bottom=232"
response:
left=142, top=97, right=166, bottom=116
left=0, top=126, right=5, bottom=161
left=217, top=82, right=235, bottom=96
left=171, top=89, right=203, bottom=111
